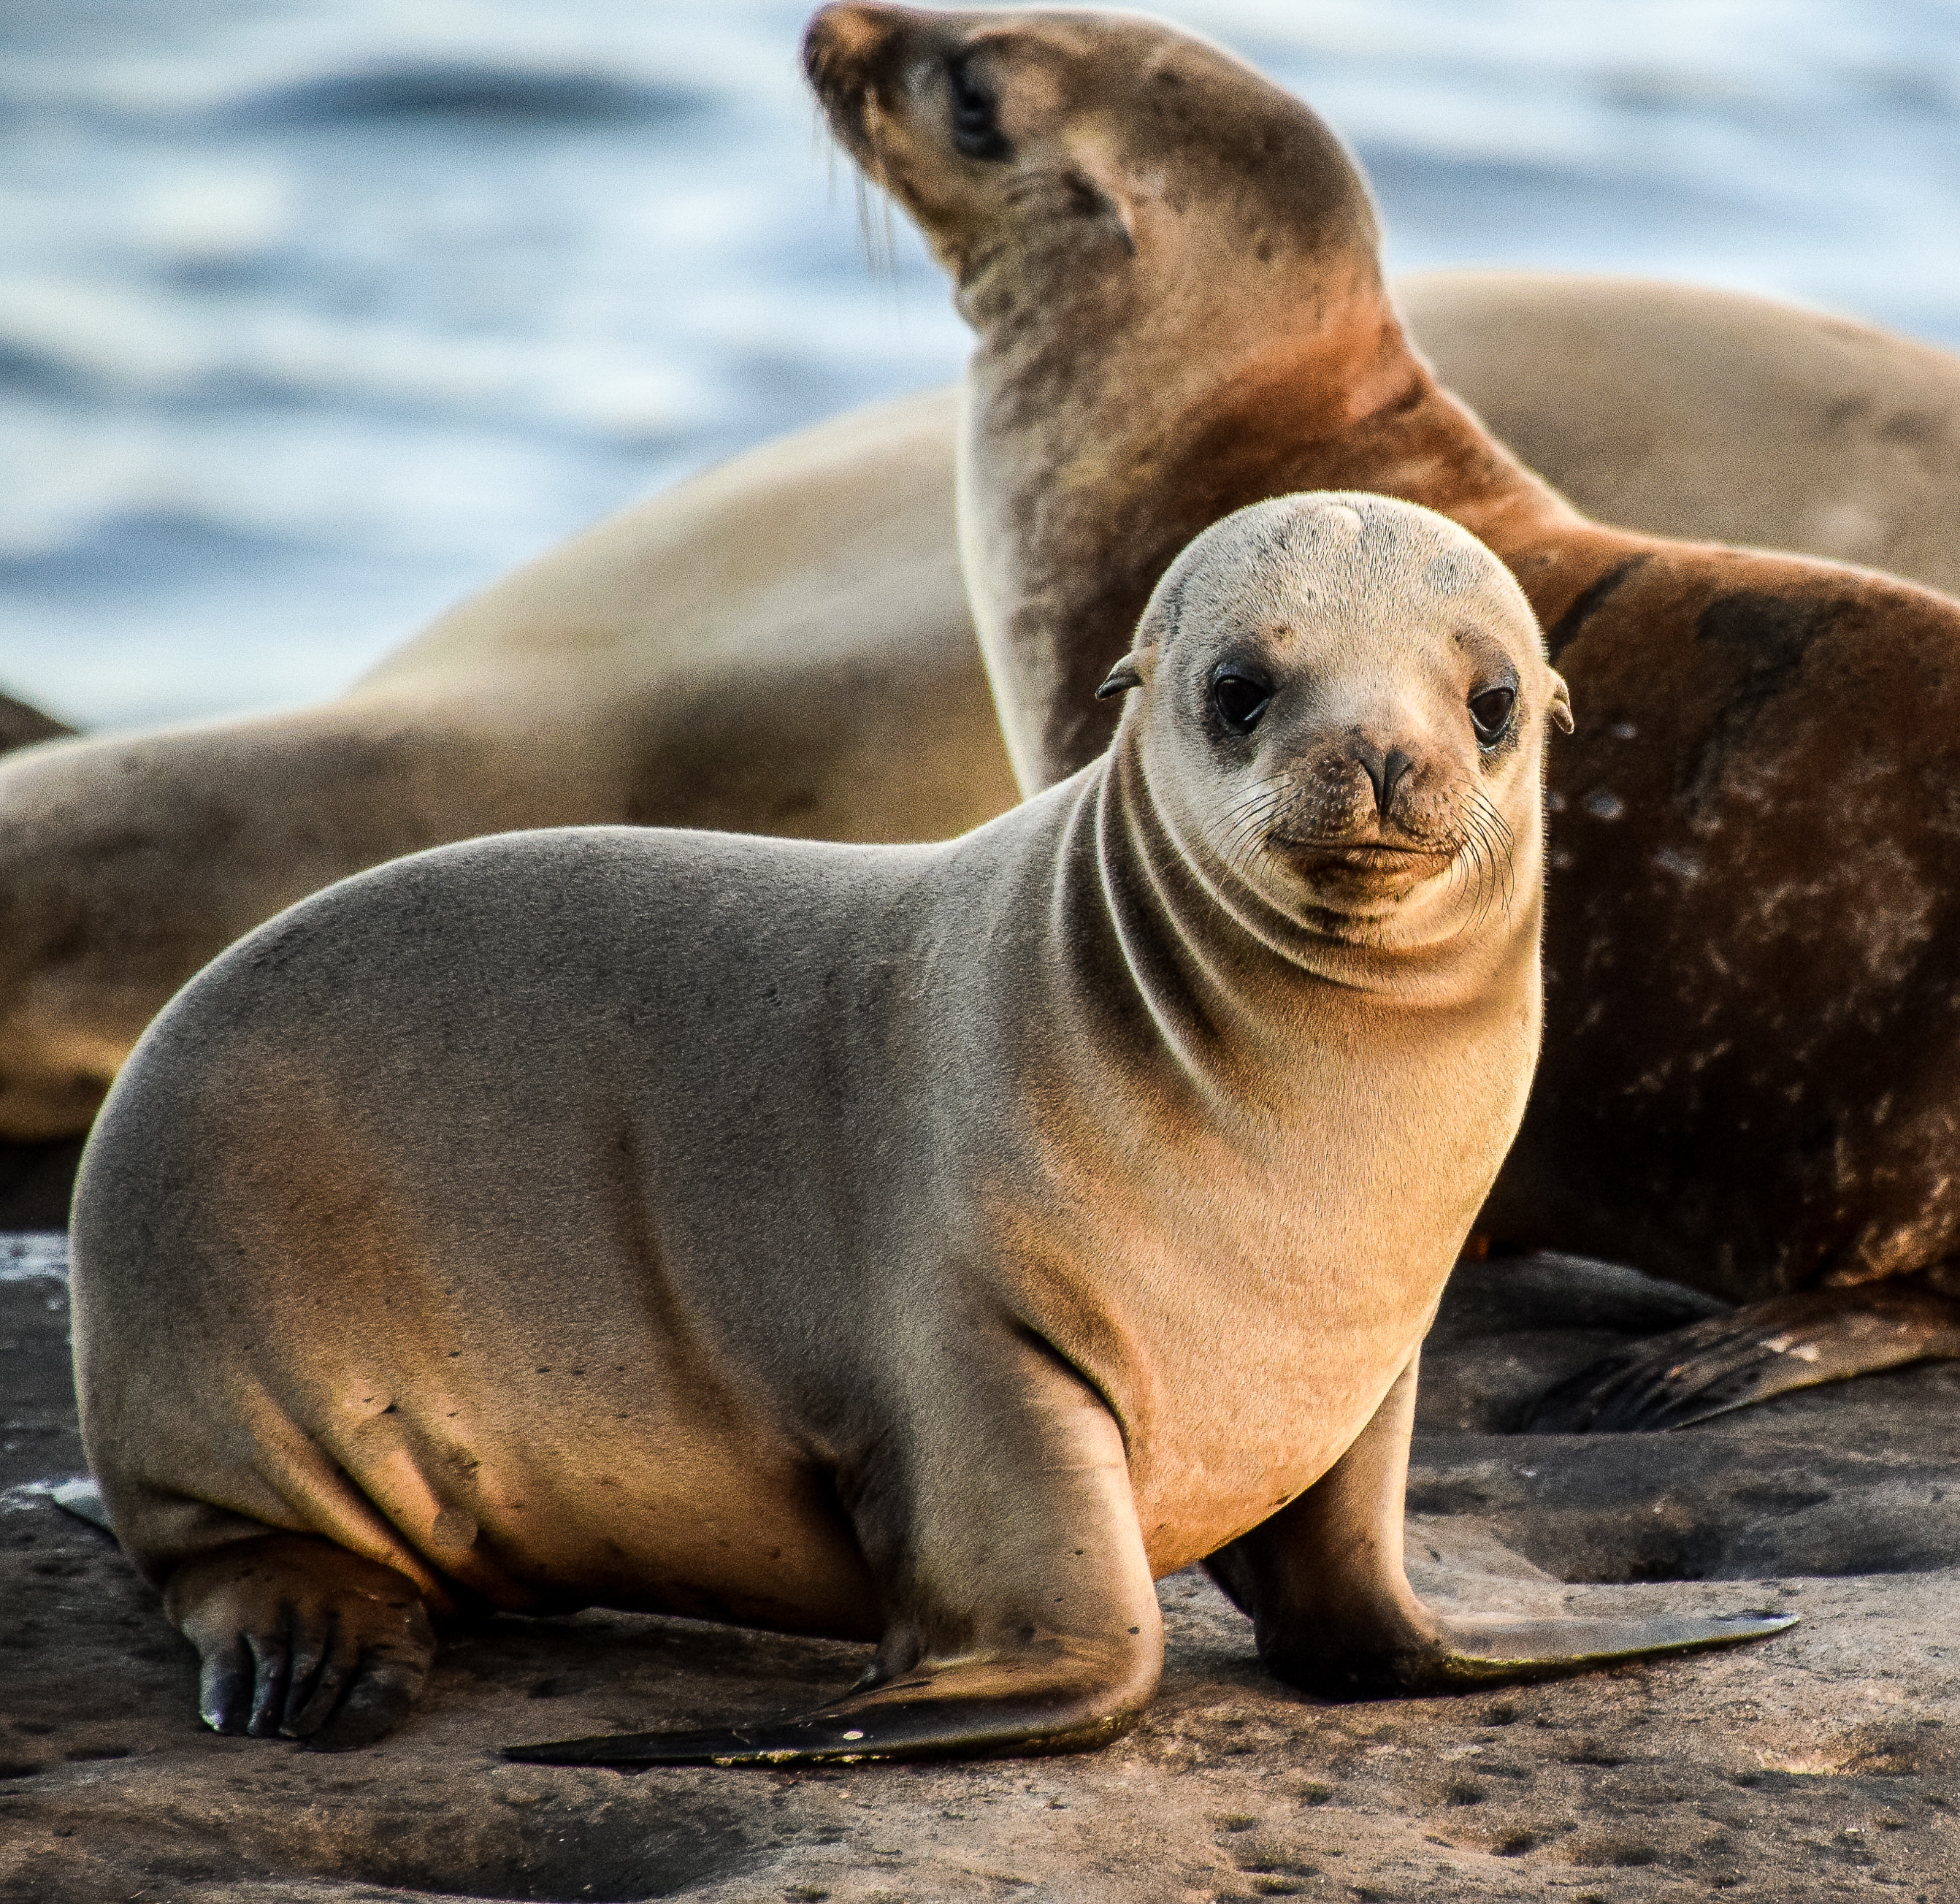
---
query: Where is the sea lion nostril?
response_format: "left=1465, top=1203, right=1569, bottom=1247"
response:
left=1354, top=743, right=1415, bottom=814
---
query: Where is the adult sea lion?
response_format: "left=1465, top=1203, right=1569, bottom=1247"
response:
left=1394, top=269, right=1960, bottom=592
left=0, top=389, right=1015, bottom=1151
left=806, top=1, right=1960, bottom=1429
left=5, top=275, right=1958, bottom=1178
left=70, top=495, right=1785, bottom=1759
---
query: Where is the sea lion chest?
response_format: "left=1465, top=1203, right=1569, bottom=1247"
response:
left=989, top=1025, right=1524, bottom=1572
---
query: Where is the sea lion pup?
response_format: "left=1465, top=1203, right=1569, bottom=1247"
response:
left=807, top=1, right=1960, bottom=1431
left=69, top=494, right=1785, bottom=1761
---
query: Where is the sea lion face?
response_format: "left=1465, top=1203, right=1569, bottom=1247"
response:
left=803, top=3, right=1370, bottom=329
left=1120, top=494, right=1569, bottom=947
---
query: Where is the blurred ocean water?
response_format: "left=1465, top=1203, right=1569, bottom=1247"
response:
left=1, top=0, right=1956, bottom=730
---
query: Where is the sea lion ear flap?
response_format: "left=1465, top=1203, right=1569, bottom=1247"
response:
left=1095, top=653, right=1146, bottom=700
left=1547, top=670, right=1575, bottom=735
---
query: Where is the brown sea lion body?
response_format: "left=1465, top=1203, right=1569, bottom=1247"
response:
left=71, top=494, right=1782, bottom=1759
left=808, top=1, right=1960, bottom=1429
left=7, top=271, right=1960, bottom=1169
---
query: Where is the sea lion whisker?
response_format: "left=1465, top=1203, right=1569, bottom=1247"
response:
left=1438, top=803, right=1503, bottom=934
left=1210, top=780, right=1298, bottom=876
left=1200, top=770, right=1296, bottom=823
left=1228, top=784, right=1302, bottom=877
left=1202, top=774, right=1296, bottom=849
left=1436, top=817, right=1480, bottom=933
left=1439, top=823, right=1485, bottom=934
left=852, top=169, right=900, bottom=284
left=1215, top=784, right=1295, bottom=856
left=1465, top=806, right=1508, bottom=928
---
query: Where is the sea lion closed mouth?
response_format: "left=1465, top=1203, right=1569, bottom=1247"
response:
left=807, top=0, right=1960, bottom=1431
left=71, top=493, right=1786, bottom=1762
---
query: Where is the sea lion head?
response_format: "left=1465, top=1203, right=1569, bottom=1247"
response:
left=1109, top=493, right=1570, bottom=957
left=803, top=3, right=1377, bottom=335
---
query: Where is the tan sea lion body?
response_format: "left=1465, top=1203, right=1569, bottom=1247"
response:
left=7, top=270, right=1960, bottom=1157
left=807, top=1, right=1960, bottom=1429
left=71, top=494, right=1781, bottom=1759
left=0, top=389, right=1014, bottom=1146
left=1394, top=269, right=1960, bottom=588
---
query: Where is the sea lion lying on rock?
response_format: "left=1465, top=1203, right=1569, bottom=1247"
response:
left=7, top=278, right=1960, bottom=1181
left=806, top=0, right=1960, bottom=1431
left=0, top=390, right=1016, bottom=1154
left=69, top=494, right=1787, bottom=1760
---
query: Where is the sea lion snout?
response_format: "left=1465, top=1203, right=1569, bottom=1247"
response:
left=804, top=4, right=1182, bottom=289
left=801, top=4, right=908, bottom=143
left=1259, top=728, right=1461, bottom=903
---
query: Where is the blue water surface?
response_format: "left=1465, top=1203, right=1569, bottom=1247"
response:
left=1, top=0, right=1956, bottom=729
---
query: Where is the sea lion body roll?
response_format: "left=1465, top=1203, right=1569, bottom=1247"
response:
left=71, top=495, right=1781, bottom=1760
left=807, top=1, right=1960, bottom=1431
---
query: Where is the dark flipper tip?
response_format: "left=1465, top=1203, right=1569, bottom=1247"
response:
left=1429, top=1608, right=1799, bottom=1686
left=503, top=1691, right=1139, bottom=1769
left=503, top=1716, right=891, bottom=1770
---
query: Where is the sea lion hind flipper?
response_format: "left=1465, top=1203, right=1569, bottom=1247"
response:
left=1356, top=1610, right=1797, bottom=1695
left=1522, top=1277, right=1960, bottom=1434
left=1208, top=1356, right=1796, bottom=1702
left=164, top=1532, right=436, bottom=1746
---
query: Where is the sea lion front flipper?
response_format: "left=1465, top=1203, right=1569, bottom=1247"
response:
left=1523, top=1276, right=1960, bottom=1434
left=165, top=1533, right=437, bottom=1748
left=1206, top=1356, right=1795, bottom=1700
left=506, top=1337, right=1163, bottom=1769
left=502, top=1683, right=1131, bottom=1770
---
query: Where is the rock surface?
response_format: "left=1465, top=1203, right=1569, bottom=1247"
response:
left=3, top=1242, right=1956, bottom=1903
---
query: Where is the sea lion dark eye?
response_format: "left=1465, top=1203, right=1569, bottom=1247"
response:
left=1469, top=685, right=1516, bottom=744
left=1211, top=668, right=1272, bottom=735
left=946, top=56, right=1010, bottom=161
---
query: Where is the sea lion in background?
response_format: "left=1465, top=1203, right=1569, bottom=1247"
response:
left=1395, top=269, right=1960, bottom=590
left=807, top=1, right=1960, bottom=1429
left=70, top=495, right=1785, bottom=1759
left=0, top=390, right=1015, bottom=1152
left=4, top=276, right=1957, bottom=1184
